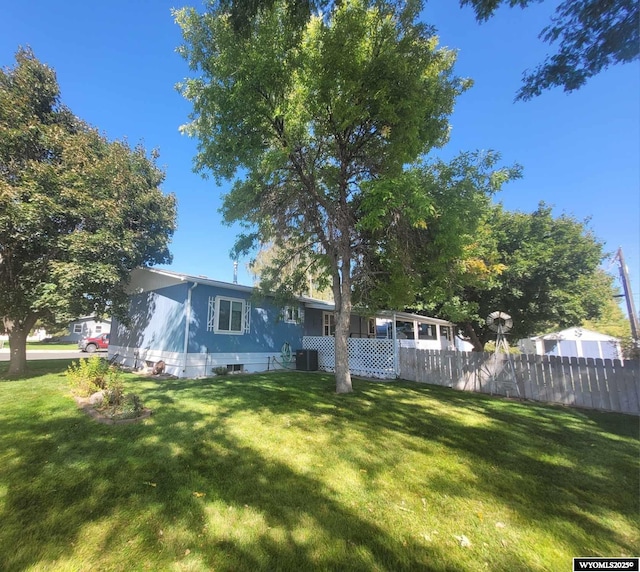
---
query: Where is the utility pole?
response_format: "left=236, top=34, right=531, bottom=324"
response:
left=616, top=247, right=639, bottom=343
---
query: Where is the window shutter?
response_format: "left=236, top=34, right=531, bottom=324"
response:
left=244, top=301, right=251, bottom=334
left=207, top=297, right=216, bottom=332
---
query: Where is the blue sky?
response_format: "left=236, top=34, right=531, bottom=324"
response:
left=3, top=0, right=639, bottom=315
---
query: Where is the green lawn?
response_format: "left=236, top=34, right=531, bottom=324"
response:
left=0, top=341, right=79, bottom=351
left=25, top=341, right=79, bottom=351
left=0, top=361, right=638, bottom=571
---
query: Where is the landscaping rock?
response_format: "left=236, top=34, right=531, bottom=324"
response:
left=88, top=390, right=105, bottom=406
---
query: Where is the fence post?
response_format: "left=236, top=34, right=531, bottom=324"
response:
left=622, top=360, right=640, bottom=415
left=591, top=358, right=606, bottom=410
left=615, top=359, right=632, bottom=414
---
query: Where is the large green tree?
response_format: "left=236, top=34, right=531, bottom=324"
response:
left=0, top=48, right=177, bottom=375
left=355, top=150, right=521, bottom=312
left=417, top=203, right=614, bottom=350
left=176, top=0, right=467, bottom=392
left=219, top=0, right=639, bottom=99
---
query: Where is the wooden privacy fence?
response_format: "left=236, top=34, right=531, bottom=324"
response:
left=399, top=348, right=640, bottom=415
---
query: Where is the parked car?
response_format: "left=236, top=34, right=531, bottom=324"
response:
left=78, top=333, right=110, bottom=353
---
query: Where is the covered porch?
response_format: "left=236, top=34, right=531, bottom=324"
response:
left=301, top=310, right=456, bottom=379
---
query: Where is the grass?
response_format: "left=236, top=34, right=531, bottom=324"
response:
left=0, top=361, right=638, bottom=571
left=26, top=342, right=79, bottom=351
left=0, top=341, right=79, bottom=351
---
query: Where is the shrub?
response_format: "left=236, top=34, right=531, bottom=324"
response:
left=67, top=358, right=146, bottom=419
left=66, top=356, right=110, bottom=396
left=213, top=366, right=229, bottom=376
left=103, top=374, right=125, bottom=407
left=116, top=393, right=144, bottom=419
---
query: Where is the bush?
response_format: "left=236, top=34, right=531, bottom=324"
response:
left=484, top=341, right=521, bottom=355
left=116, top=393, right=144, bottom=419
left=66, top=356, right=111, bottom=396
left=103, top=374, right=125, bottom=407
left=67, top=357, right=146, bottom=419
left=213, top=366, right=229, bottom=376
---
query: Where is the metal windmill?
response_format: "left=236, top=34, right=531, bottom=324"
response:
left=485, top=311, right=520, bottom=397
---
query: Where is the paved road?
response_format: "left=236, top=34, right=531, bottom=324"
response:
left=0, top=349, right=104, bottom=361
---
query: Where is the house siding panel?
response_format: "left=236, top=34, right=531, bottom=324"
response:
left=111, top=282, right=189, bottom=353
left=188, top=286, right=302, bottom=354
left=111, top=276, right=303, bottom=377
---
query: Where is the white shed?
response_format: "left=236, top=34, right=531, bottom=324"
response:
left=519, top=327, right=622, bottom=360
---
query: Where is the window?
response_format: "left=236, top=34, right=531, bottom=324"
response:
left=439, top=326, right=451, bottom=340
left=95, top=325, right=102, bottom=334
left=368, top=318, right=376, bottom=337
left=323, top=312, right=336, bottom=336
left=207, top=296, right=250, bottom=334
left=283, top=305, right=303, bottom=324
left=73, top=324, right=82, bottom=334
left=418, top=323, right=437, bottom=340
left=396, top=320, right=414, bottom=340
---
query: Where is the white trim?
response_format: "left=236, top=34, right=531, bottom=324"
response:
left=207, top=296, right=216, bottom=331
left=108, top=345, right=292, bottom=378
left=322, top=311, right=335, bottom=336
left=283, top=305, right=303, bottom=324
left=213, top=295, right=246, bottom=335
left=183, top=283, right=198, bottom=372
left=244, top=301, right=252, bottom=333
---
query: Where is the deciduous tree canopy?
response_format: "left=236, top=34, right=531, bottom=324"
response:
left=176, top=0, right=468, bottom=392
left=220, top=0, right=639, bottom=98
left=415, top=203, right=614, bottom=350
left=0, top=48, right=177, bottom=375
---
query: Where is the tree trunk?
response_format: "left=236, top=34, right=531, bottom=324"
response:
left=4, top=314, right=38, bottom=376
left=334, top=301, right=353, bottom=394
left=332, top=254, right=353, bottom=394
left=463, top=322, right=485, bottom=352
left=7, top=327, right=29, bottom=376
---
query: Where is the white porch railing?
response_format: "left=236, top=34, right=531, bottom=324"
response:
left=302, top=336, right=396, bottom=379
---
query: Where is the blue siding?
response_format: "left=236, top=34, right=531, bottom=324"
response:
left=112, top=282, right=188, bottom=352
left=113, top=280, right=303, bottom=355
left=188, top=286, right=302, bottom=353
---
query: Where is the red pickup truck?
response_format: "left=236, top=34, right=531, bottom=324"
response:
left=78, top=333, right=110, bottom=353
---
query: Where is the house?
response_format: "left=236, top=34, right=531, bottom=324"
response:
left=518, top=327, right=622, bottom=360
left=109, top=267, right=456, bottom=379
left=63, top=316, right=111, bottom=342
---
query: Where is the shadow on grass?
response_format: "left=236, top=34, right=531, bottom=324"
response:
left=0, top=370, right=637, bottom=571
left=0, top=377, right=457, bottom=571
left=139, top=373, right=639, bottom=557
left=0, top=359, right=75, bottom=380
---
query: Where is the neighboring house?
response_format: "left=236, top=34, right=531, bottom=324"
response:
left=63, top=316, right=111, bottom=343
left=109, top=267, right=456, bottom=378
left=518, top=327, right=622, bottom=360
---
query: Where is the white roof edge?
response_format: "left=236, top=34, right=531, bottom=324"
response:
left=142, top=267, right=255, bottom=293
left=530, top=327, right=620, bottom=341
left=377, top=310, right=454, bottom=326
left=138, top=268, right=452, bottom=325
left=143, top=267, right=339, bottom=301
